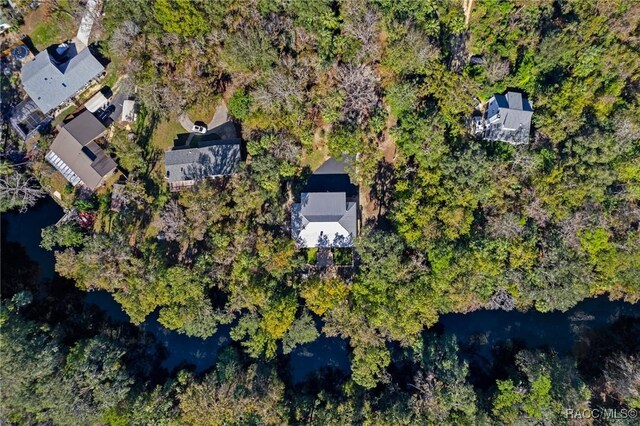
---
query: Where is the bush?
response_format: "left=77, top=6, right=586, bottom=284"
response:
left=228, top=89, right=252, bottom=121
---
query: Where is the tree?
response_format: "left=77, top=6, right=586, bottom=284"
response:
left=300, top=276, right=350, bottom=316
left=336, top=64, right=380, bottom=124
left=410, top=335, right=477, bottom=423
left=153, top=0, right=207, bottom=37
left=0, top=162, right=44, bottom=213
left=282, top=310, right=319, bottom=354
left=491, top=350, right=591, bottom=423
left=179, top=348, right=287, bottom=425
left=0, top=307, right=133, bottom=425
left=228, top=89, right=252, bottom=120
left=40, top=223, right=87, bottom=251
left=603, top=354, right=640, bottom=409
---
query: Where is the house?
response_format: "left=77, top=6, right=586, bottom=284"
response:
left=20, top=42, right=104, bottom=115
left=482, top=91, right=533, bottom=145
left=45, top=110, right=117, bottom=191
left=164, top=140, right=241, bottom=191
left=291, top=158, right=358, bottom=248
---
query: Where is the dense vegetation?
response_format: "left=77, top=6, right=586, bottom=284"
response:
left=3, top=0, right=640, bottom=423
left=2, top=277, right=639, bottom=425
left=40, top=0, right=640, bottom=388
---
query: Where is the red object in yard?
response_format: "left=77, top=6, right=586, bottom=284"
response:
left=77, top=211, right=96, bottom=228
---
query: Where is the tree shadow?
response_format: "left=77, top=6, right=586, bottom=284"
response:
left=369, top=159, right=395, bottom=224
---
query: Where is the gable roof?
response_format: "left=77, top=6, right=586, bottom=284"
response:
left=47, top=110, right=116, bottom=190
left=313, top=157, right=348, bottom=175
left=485, top=91, right=533, bottom=145
left=21, top=43, right=104, bottom=114
left=492, top=91, right=533, bottom=130
left=164, top=140, right=241, bottom=183
left=292, top=192, right=357, bottom=248
left=63, top=109, right=105, bottom=141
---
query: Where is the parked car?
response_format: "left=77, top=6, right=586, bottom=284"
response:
left=192, top=124, right=207, bottom=134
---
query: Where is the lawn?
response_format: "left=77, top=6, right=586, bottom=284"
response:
left=151, top=118, right=185, bottom=151
left=51, top=105, right=78, bottom=127
left=185, top=95, right=222, bottom=124
left=28, top=12, right=75, bottom=51
left=301, top=144, right=328, bottom=171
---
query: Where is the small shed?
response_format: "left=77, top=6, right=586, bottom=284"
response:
left=85, top=91, right=108, bottom=112
left=120, top=100, right=137, bottom=122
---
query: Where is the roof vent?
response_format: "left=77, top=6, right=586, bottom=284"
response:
left=56, top=43, right=69, bottom=56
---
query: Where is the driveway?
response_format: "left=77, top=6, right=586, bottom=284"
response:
left=179, top=102, right=229, bottom=133
left=208, top=102, right=228, bottom=129
left=178, top=113, right=195, bottom=132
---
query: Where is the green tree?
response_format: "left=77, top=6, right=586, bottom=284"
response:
left=40, top=223, right=87, bottom=251
left=153, top=0, right=207, bottom=37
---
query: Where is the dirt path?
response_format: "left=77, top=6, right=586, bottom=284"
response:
left=463, top=0, right=474, bottom=27
left=379, top=105, right=397, bottom=163
left=359, top=104, right=398, bottom=223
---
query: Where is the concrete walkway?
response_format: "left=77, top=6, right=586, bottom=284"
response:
left=75, top=0, right=101, bottom=49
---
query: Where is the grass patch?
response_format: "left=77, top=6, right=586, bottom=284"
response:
left=102, top=60, right=121, bottom=89
left=185, top=95, right=222, bottom=124
left=52, top=104, right=78, bottom=127
left=306, top=247, right=318, bottom=264
left=29, top=13, right=75, bottom=51
left=301, top=145, right=328, bottom=171
left=332, top=248, right=353, bottom=266
left=151, top=118, right=185, bottom=151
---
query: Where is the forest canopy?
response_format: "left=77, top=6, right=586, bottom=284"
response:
left=25, top=0, right=640, bottom=394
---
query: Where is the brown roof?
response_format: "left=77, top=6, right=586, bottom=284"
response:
left=49, top=111, right=116, bottom=190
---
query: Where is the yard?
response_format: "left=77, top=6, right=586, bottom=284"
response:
left=185, top=96, right=222, bottom=125
left=150, top=117, right=185, bottom=152
left=23, top=3, right=76, bottom=51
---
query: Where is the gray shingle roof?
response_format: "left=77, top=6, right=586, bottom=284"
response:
left=164, top=140, right=241, bottom=183
left=485, top=91, right=533, bottom=145
left=292, top=192, right=357, bottom=248
left=21, top=44, right=104, bottom=114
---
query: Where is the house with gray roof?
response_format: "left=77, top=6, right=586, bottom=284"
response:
left=483, top=91, right=533, bottom=145
left=21, top=42, right=104, bottom=114
left=291, top=158, right=358, bottom=248
left=292, top=192, right=357, bottom=248
left=45, top=110, right=117, bottom=191
left=164, top=140, right=241, bottom=191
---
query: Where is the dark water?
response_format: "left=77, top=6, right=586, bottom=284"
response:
left=3, top=197, right=640, bottom=383
left=2, top=199, right=62, bottom=283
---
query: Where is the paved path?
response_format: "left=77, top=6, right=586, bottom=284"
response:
left=76, top=0, right=101, bottom=49
left=180, top=101, right=229, bottom=133
left=178, top=113, right=195, bottom=132
left=208, top=102, right=228, bottom=129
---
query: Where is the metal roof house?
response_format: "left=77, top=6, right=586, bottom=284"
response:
left=291, top=158, right=358, bottom=248
left=45, top=110, right=117, bottom=191
left=483, top=91, right=533, bottom=145
left=21, top=42, right=104, bottom=114
left=164, top=140, right=241, bottom=191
